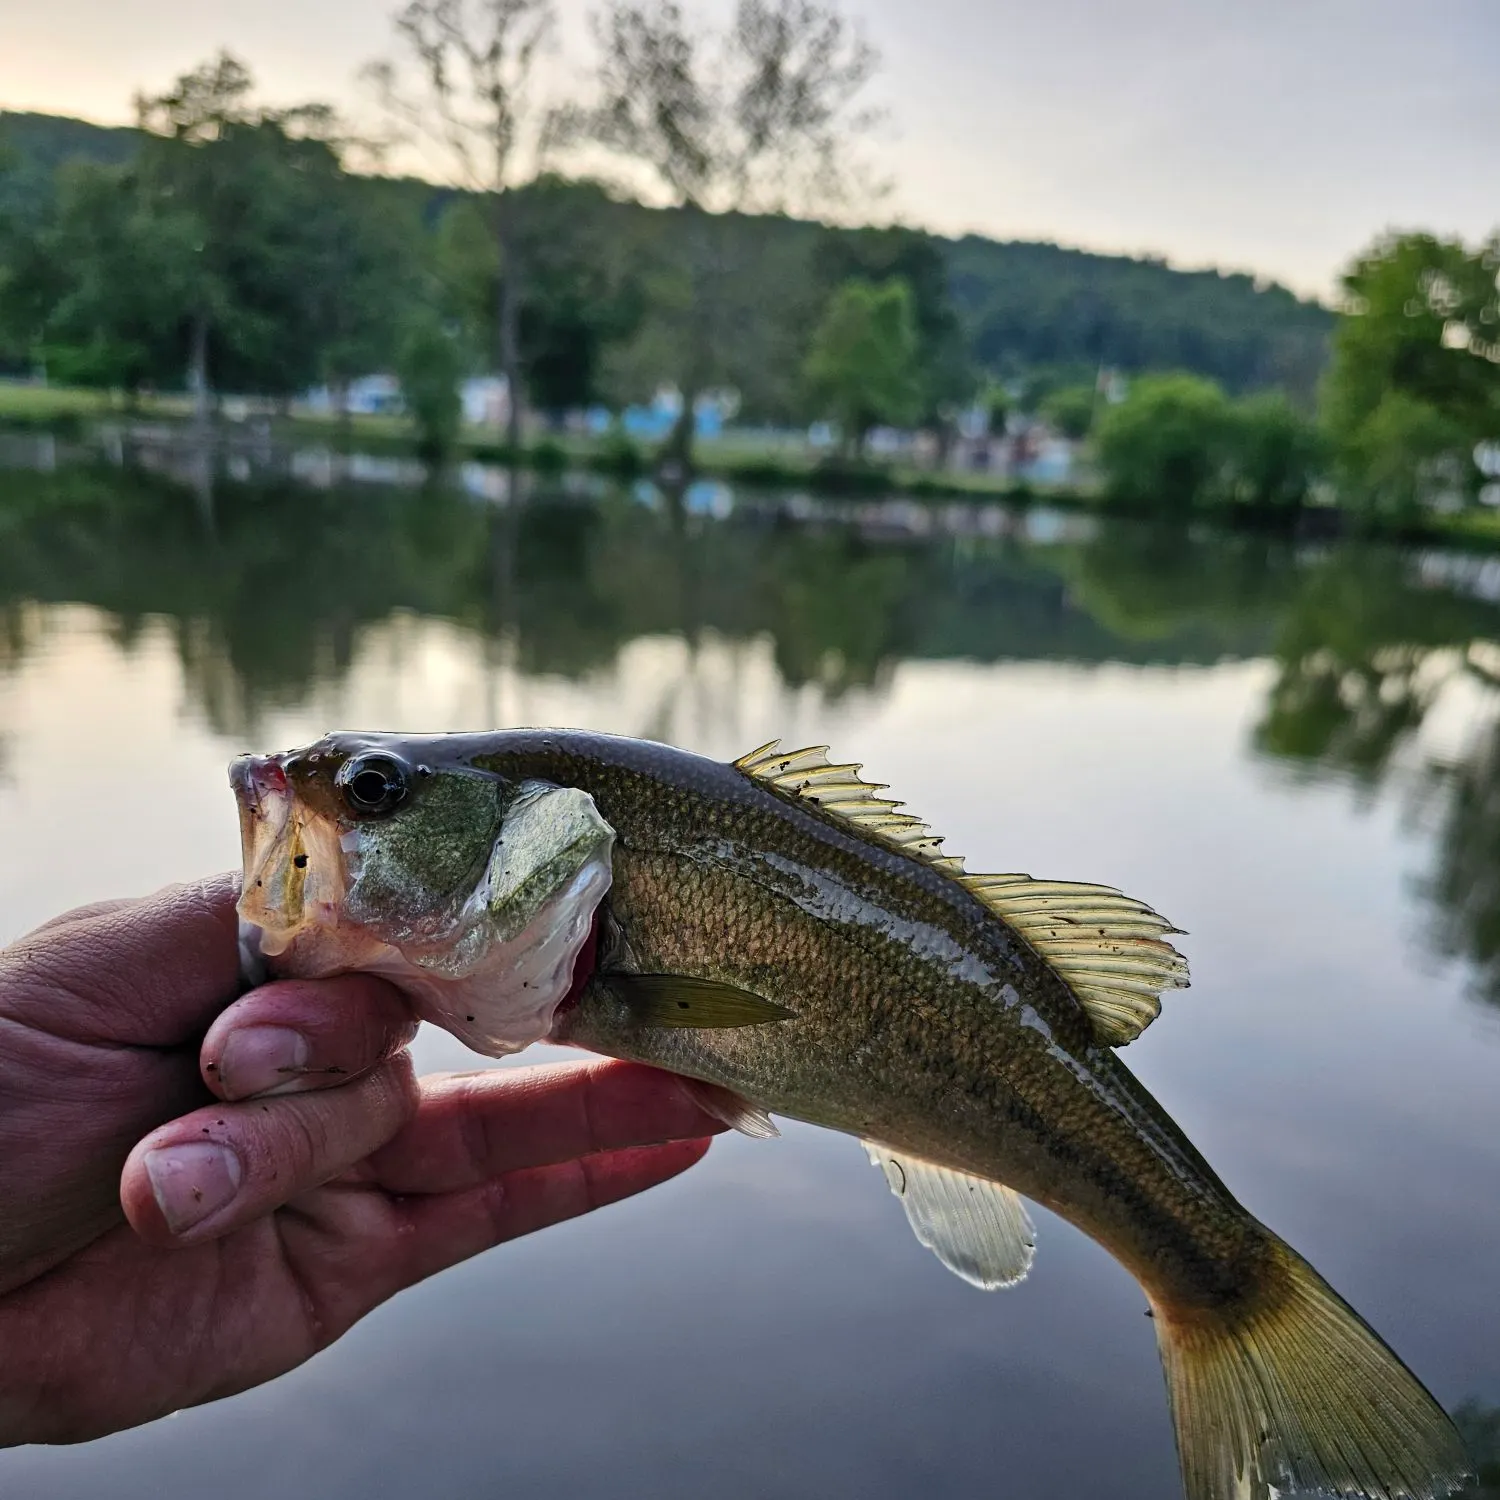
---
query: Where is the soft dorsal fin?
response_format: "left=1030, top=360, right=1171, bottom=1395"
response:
left=864, top=1142, right=1036, bottom=1289
left=956, top=873, right=1188, bottom=1045
left=734, top=741, right=1188, bottom=1046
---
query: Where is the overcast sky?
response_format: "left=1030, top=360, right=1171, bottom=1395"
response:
left=2, top=0, right=1494, bottom=299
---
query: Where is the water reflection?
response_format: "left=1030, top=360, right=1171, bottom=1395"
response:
left=7, top=453, right=1500, bottom=1017
left=2, top=444, right=1499, bottom=1493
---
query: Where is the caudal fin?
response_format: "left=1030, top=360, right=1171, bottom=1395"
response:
left=1152, top=1243, right=1472, bottom=1500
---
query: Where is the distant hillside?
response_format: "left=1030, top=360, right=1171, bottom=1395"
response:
left=947, top=236, right=1330, bottom=396
left=0, top=109, right=1333, bottom=396
left=0, top=111, right=141, bottom=228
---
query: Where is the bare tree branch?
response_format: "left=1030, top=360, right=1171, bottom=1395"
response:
left=366, top=0, right=562, bottom=447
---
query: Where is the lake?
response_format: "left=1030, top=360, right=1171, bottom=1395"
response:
left=2, top=435, right=1498, bottom=1498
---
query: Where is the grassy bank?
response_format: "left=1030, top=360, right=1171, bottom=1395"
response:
left=5, top=383, right=1497, bottom=549
left=0, top=383, right=1058, bottom=504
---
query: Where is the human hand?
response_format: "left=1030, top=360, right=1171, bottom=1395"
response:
left=0, top=877, right=720, bottom=1445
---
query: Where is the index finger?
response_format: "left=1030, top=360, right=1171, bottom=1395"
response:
left=0, top=875, right=242, bottom=1047
left=368, top=1058, right=727, bottom=1194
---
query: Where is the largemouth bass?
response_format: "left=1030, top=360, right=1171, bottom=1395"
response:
left=231, top=728, right=1472, bottom=1500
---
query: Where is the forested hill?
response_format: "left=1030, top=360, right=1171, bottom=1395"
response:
left=946, top=236, right=1330, bottom=395
left=0, top=109, right=1333, bottom=397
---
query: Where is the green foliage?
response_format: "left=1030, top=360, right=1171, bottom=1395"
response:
left=514, top=178, right=644, bottom=413
left=949, top=237, right=1332, bottom=397
left=804, top=278, right=922, bottom=452
left=1, top=61, right=420, bottom=402
left=1095, top=373, right=1233, bottom=512
left=1342, top=391, right=1471, bottom=519
left=814, top=226, right=972, bottom=423
left=4, top=106, right=1352, bottom=425
left=33, top=162, right=198, bottom=391
left=1321, top=231, right=1500, bottom=514
left=1039, top=383, right=1096, bottom=439
left=1224, top=392, right=1325, bottom=512
left=1097, top=375, right=1323, bottom=516
left=529, top=436, right=568, bottom=472
left=396, top=314, right=463, bottom=460
left=593, top=423, right=644, bottom=477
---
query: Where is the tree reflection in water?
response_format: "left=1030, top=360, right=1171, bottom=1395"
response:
left=4, top=451, right=1500, bottom=1008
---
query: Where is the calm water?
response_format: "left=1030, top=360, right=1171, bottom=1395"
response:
left=2, top=438, right=1499, bottom=1498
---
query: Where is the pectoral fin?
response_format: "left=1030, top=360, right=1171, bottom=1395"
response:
left=680, top=1079, right=780, bottom=1139
left=607, top=973, right=795, bottom=1029
left=864, top=1142, right=1036, bottom=1290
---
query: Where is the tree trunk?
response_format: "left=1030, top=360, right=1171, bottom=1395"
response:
left=331, top=378, right=352, bottom=445
left=657, top=392, right=697, bottom=479
left=659, top=211, right=719, bottom=478
left=188, top=313, right=211, bottom=425
left=494, top=191, right=524, bottom=454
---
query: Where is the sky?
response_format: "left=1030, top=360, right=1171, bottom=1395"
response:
left=1, top=0, right=1495, bottom=299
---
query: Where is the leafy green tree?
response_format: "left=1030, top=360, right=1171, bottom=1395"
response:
left=396, top=311, right=465, bottom=459
left=814, top=225, right=970, bottom=434
left=436, top=176, right=644, bottom=416
left=295, top=175, right=425, bottom=428
left=803, top=278, right=921, bottom=454
left=1322, top=231, right=1500, bottom=510
left=33, top=162, right=198, bottom=394
left=1341, top=391, right=1471, bottom=519
left=1094, top=373, right=1231, bottom=511
left=1223, top=392, right=1324, bottom=513
left=131, top=53, right=376, bottom=411
left=515, top=178, right=643, bottom=414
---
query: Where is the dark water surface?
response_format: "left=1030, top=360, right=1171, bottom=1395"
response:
left=1, top=442, right=1498, bottom=1497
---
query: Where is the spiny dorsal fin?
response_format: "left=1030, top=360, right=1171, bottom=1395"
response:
left=733, top=740, right=951, bottom=860
left=734, top=741, right=1189, bottom=1046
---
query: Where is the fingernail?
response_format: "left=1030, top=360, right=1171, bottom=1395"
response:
left=145, top=1142, right=243, bottom=1235
left=218, top=1025, right=310, bottom=1099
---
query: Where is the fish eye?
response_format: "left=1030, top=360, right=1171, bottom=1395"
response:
left=336, top=754, right=410, bottom=817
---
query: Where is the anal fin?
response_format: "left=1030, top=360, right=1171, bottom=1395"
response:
left=864, top=1142, right=1036, bottom=1290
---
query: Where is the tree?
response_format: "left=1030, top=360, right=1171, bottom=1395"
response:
left=300, top=177, right=426, bottom=432
left=434, top=176, right=644, bottom=417
left=396, top=308, right=465, bottom=460
left=814, top=225, right=970, bottom=439
left=1322, top=231, right=1500, bottom=510
left=34, top=162, right=198, bottom=395
left=1094, top=373, right=1231, bottom=512
left=1223, top=391, right=1323, bottom=513
left=579, top=0, right=881, bottom=470
left=803, top=278, right=921, bottom=455
left=513, top=177, right=643, bottom=414
left=132, top=52, right=379, bottom=414
left=367, top=0, right=560, bottom=450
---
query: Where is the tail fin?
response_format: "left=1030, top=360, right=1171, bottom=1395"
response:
left=1152, top=1244, right=1472, bottom=1500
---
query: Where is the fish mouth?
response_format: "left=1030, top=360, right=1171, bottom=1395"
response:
left=232, top=752, right=349, bottom=956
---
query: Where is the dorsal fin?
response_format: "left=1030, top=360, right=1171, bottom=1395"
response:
left=734, top=741, right=1189, bottom=1046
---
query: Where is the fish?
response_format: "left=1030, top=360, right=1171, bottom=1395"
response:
left=230, top=727, right=1473, bottom=1500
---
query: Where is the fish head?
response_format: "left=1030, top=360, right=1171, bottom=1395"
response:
left=231, top=732, right=614, bottom=1055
